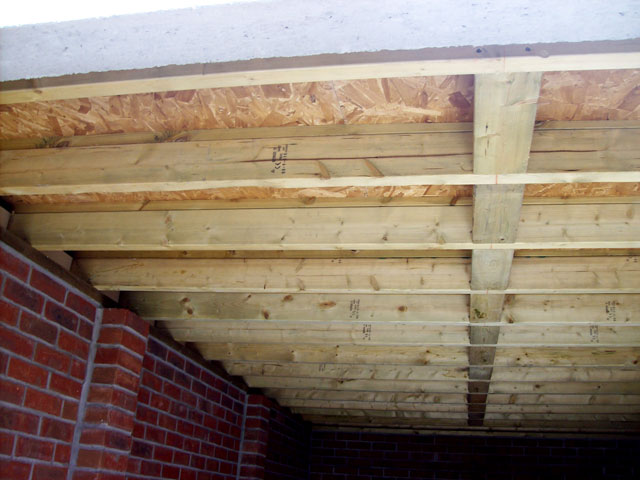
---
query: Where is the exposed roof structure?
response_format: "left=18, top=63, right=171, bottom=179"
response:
left=1, top=7, right=639, bottom=435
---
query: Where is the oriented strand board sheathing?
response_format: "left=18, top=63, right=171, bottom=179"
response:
left=537, top=70, right=640, bottom=121
left=1, top=71, right=638, bottom=141
left=332, top=76, right=474, bottom=124
left=0, top=76, right=473, bottom=140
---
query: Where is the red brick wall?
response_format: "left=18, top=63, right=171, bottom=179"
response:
left=0, top=244, right=99, bottom=480
left=0, top=239, right=310, bottom=480
left=310, top=431, right=640, bottom=480
left=127, top=334, right=246, bottom=480
left=239, top=395, right=310, bottom=480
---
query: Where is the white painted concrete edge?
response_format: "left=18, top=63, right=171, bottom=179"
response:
left=0, top=0, right=639, bottom=81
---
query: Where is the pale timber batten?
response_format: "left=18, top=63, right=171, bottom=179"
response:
left=8, top=204, right=640, bottom=251
left=83, top=257, right=640, bottom=294
left=1, top=122, right=638, bottom=195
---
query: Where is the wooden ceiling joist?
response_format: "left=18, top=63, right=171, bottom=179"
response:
left=1, top=40, right=639, bottom=104
left=80, top=256, right=640, bottom=293
left=1, top=121, right=639, bottom=195
left=8, top=204, right=640, bottom=251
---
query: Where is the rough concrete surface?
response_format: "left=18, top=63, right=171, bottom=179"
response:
left=0, top=0, right=639, bottom=81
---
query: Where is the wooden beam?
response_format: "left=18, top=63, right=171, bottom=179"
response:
left=196, top=343, right=639, bottom=367
left=468, top=72, right=542, bottom=426
left=87, top=256, right=640, bottom=293
left=2, top=123, right=639, bottom=195
left=163, top=321, right=640, bottom=346
left=224, top=361, right=640, bottom=383
left=277, top=398, right=639, bottom=414
left=1, top=40, right=638, bottom=104
left=266, top=388, right=640, bottom=406
left=9, top=204, right=640, bottom=251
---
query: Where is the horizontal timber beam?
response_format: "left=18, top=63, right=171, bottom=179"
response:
left=265, top=389, right=640, bottom=405
left=164, top=321, right=640, bottom=346
left=1, top=123, right=639, bottom=195
left=9, top=205, right=640, bottom=251
left=196, top=343, right=640, bottom=367
left=1, top=40, right=639, bottom=104
left=276, top=399, right=639, bottom=414
left=223, top=362, right=640, bottom=383
left=88, top=256, right=640, bottom=293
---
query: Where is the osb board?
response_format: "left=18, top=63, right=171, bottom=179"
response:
left=5, top=183, right=640, bottom=208
left=0, top=76, right=473, bottom=140
left=537, top=70, right=640, bottom=121
left=1, top=70, right=638, bottom=141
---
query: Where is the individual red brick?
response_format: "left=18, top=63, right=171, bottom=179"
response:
left=65, top=292, right=97, bottom=320
left=158, top=413, right=176, bottom=431
left=32, top=464, right=67, bottom=480
left=0, top=249, right=29, bottom=281
left=16, top=435, right=54, bottom=461
left=84, top=405, right=135, bottom=432
left=180, top=468, right=197, bottom=480
left=162, top=465, right=180, bottom=480
left=102, top=309, right=149, bottom=337
left=98, top=327, right=146, bottom=357
left=0, top=459, right=31, bottom=480
left=70, top=358, right=87, bottom=379
left=34, top=343, right=71, bottom=373
left=0, top=299, right=19, bottom=326
left=81, top=428, right=132, bottom=451
left=62, top=399, right=78, bottom=420
left=132, top=422, right=144, bottom=439
left=131, top=439, right=153, bottom=459
left=0, top=377, right=25, bottom=405
left=76, top=449, right=128, bottom=471
left=58, top=330, right=89, bottom=358
left=92, top=365, right=139, bottom=393
left=50, top=372, right=82, bottom=399
left=54, top=444, right=71, bottom=463
left=137, top=405, right=158, bottom=425
left=174, top=451, right=190, bottom=466
left=154, top=445, right=173, bottom=463
left=19, top=310, right=57, bottom=345
left=0, top=406, right=38, bottom=434
left=44, top=301, right=78, bottom=332
left=142, top=370, right=162, bottom=391
left=127, top=457, right=141, bottom=474
left=88, top=385, right=137, bottom=412
left=24, top=388, right=62, bottom=415
left=8, top=356, right=48, bottom=387
left=77, top=318, right=93, bottom=340
left=40, top=417, right=75, bottom=442
left=140, top=460, right=161, bottom=476
left=163, top=381, right=181, bottom=400
left=30, top=270, right=66, bottom=302
left=149, top=391, right=169, bottom=409
left=145, top=425, right=165, bottom=444
left=166, top=432, right=184, bottom=449
left=4, top=278, right=43, bottom=313
left=0, top=324, right=35, bottom=358
left=95, top=346, right=142, bottom=375
left=147, top=337, right=168, bottom=360
left=0, top=431, right=14, bottom=455
left=166, top=350, right=185, bottom=369
left=191, top=454, right=205, bottom=469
